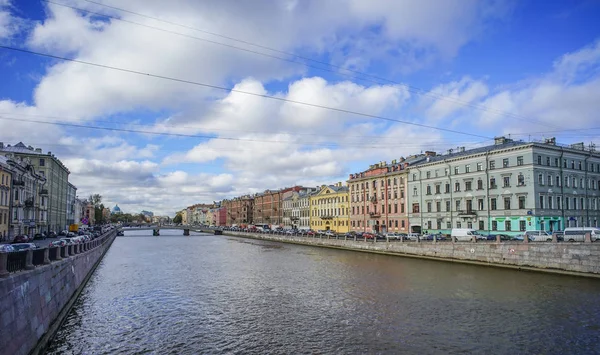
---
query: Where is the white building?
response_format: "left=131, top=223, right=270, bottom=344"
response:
left=407, top=137, right=600, bottom=235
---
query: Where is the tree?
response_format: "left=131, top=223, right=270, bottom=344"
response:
left=95, top=203, right=105, bottom=224
left=89, top=194, right=102, bottom=207
left=173, top=213, right=182, bottom=224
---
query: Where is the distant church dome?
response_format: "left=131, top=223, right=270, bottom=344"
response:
left=112, top=204, right=122, bottom=214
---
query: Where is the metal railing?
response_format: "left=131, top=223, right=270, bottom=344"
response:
left=0, top=229, right=117, bottom=277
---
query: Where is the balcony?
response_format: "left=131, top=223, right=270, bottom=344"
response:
left=369, top=212, right=381, bottom=218
left=457, top=210, right=477, bottom=218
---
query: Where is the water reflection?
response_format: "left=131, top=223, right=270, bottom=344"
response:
left=47, top=231, right=600, bottom=354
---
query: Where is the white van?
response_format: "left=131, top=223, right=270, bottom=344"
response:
left=451, top=228, right=485, bottom=242
left=563, top=227, right=600, bottom=242
left=523, top=230, right=552, bottom=242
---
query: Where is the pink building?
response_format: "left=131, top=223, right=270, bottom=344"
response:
left=215, top=207, right=227, bottom=226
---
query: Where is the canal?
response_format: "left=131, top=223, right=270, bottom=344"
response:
left=46, top=229, right=600, bottom=354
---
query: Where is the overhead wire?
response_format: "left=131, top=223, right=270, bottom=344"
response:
left=43, top=0, right=559, bottom=129
left=0, top=44, right=493, bottom=140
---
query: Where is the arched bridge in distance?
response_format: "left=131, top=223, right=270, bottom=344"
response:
left=118, top=225, right=222, bottom=236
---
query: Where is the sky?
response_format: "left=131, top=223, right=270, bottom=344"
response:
left=0, top=0, right=599, bottom=216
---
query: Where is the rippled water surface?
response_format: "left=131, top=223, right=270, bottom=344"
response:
left=47, top=230, right=600, bottom=354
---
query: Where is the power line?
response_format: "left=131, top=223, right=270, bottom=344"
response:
left=0, top=44, right=493, bottom=140
left=0, top=116, right=491, bottom=150
left=42, top=0, right=557, bottom=129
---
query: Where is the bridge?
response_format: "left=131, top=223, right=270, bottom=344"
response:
left=119, top=225, right=221, bottom=236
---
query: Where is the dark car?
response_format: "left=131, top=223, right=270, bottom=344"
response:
left=11, top=243, right=39, bottom=251
left=13, top=235, right=30, bottom=243
left=33, top=233, right=46, bottom=240
left=47, top=231, right=57, bottom=238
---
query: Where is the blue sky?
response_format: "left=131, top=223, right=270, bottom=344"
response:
left=1, top=0, right=599, bottom=215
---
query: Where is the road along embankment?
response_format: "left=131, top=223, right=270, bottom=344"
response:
left=0, top=230, right=117, bottom=355
left=222, top=231, right=600, bottom=278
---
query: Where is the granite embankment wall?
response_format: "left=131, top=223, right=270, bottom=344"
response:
left=223, top=231, right=600, bottom=277
left=0, top=231, right=117, bottom=355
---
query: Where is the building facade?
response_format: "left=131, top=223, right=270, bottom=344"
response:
left=74, top=198, right=84, bottom=225
left=282, top=188, right=317, bottom=230
left=309, top=183, right=350, bottom=234
left=348, top=155, right=426, bottom=234
left=252, top=190, right=281, bottom=226
left=3, top=154, right=47, bottom=238
left=406, top=137, right=600, bottom=236
left=66, top=183, right=77, bottom=226
left=0, top=143, right=70, bottom=233
left=223, top=196, right=253, bottom=226
left=0, top=157, right=12, bottom=241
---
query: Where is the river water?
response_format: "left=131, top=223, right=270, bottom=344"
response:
left=46, top=229, right=600, bottom=354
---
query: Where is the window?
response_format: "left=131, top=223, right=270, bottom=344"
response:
left=503, top=176, right=510, bottom=187
left=565, top=198, right=570, bottom=210
left=492, top=221, right=497, bottom=230
left=505, top=220, right=511, bottom=231
left=548, top=196, right=553, bottom=209
left=401, top=204, right=405, bottom=213
left=39, top=158, right=45, bottom=166
left=504, top=197, right=511, bottom=210
left=426, top=186, right=432, bottom=195
left=394, top=204, right=398, bottom=213
left=456, top=221, right=462, bottom=228
left=557, top=196, right=562, bottom=209
left=435, top=185, right=441, bottom=194
left=517, top=156, right=523, bottom=166
left=503, top=158, right=509, bottom=168
left=537, top=156, right=542, bottom=165
left=401, top=190, right=404, bottom=198
left=467, top=222, right=473, bottom=229
left=538, top=174, right=544, bottom=185
left=454, top=166, right=459, bottom=175
left=548, top=175, right=553, bottom=186
left=555, top=158, right=559, bottom=167
left=465, top=165, right=471, bottom=173
left=556, top=176, right=560, bottom=187
left=563, top=159, right=567, bottom=168
left=446, top=201, right=451, bottom=212
left=573, top=177, right=577, bottom=188
left=466, top=200, right=473, bottom=212
left=477, top=179, right=483, bottom=190
left=412, top=174, right=417, bottom=181
left=413, top=187, right=418, bottom=196
left=491, top=198, right=497, bottom=210
left=518, top=174, right=525, bottom=186
left=489, top=160, right=495, bottom=170
left=454, top=182, right=460, bottom=192
left=401, top=220, right=405, bottom=228
left=539, top=195, right=544, bottom=209
left=579, top=161, right=582, bottom=170
left=477, top=162, right=483, bottom=171
left=519, top=220, right=526, bottom=231
left=446, top=221, right=451, bottom=228
left=478, top=199, right=484, bottom=210
left=565, top=176, right=569, bottom=187
left=393, top=178, right=397, bottom=185
left=465, top=181, right=472, bottom=191
left=571, top=160, right=575, bottom=169
left=456, top=200, right=461, bottom=211
left=426, top=171, right=431, bottom=179
left=490, top=177, right=496, bottom=188
left=445, top=168, right=449, bottom=176
left=518, top=196, right=525, bottom=209
left=427, top=202, right=432, bottom=212
left=479, top=221, right=484, bottom=230
left=445, top=184, right=450, bottom=193
left=546, top=157, right=550, bottom=166
left=412, top=204, right=420, bottom=213
left=437, top=221, right=441, bottom=229
left=436, top=201, right=441, bottom=212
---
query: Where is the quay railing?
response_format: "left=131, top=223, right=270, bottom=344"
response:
left=0, top=229, right=117, bottom=278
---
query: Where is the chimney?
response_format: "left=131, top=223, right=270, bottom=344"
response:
left=459, top=147, right=465, bottom=152
left=35, top=148, right=42, bottom=153
left=392, top=159, right=397, bottom=164
left=494, top=136, right=513, bottom=145
left=425, top=151, right=437, bottom=157
left=48, top=152, right=52, bottom=155
left=544, top=137, right=556, bottom=145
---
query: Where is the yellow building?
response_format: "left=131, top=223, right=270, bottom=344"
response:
left=309, top=183, right=350, bottom=234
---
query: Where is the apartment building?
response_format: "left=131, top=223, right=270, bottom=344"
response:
left=222, top=195, right=253, bottom=226
left=0, top=156, right=12, bottom=241
left=282, top=187, right=317, bottom=230
left=309, top=183, right=350, bottom=234
left=348, top=155, right=427, bottom=234
left=407, top=137, right=600, bottom=235
left=0, top=142, right=70, bottom=233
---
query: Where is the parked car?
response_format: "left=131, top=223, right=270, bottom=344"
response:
left=33, top=233, right=46, bottom=240
left=0, top=244, right=15, bottom=252
left=405, top=233, right=420, bottom=241
left=325, top=230, right=336, bottom=237
left=47, top=231, right=57, bottom=238
left=524, top=230, right=553, bottom=242
left=451, top=228, right=486, bottom=241
left=385, top=232, right=400, bottom=240
left=11, top=243, right=39, bottom=251
left=306, top=230, right=316, bottom=236
left=13, top=235, right=31, bottom=243
left=363, top=232, right=375, bottom=239
left=50, top=240, right=66, bottom=247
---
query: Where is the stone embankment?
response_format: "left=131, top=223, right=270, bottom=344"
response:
left=221, top=231, right=600, bottom=277
left=0, top=230, right=117, bottom=355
